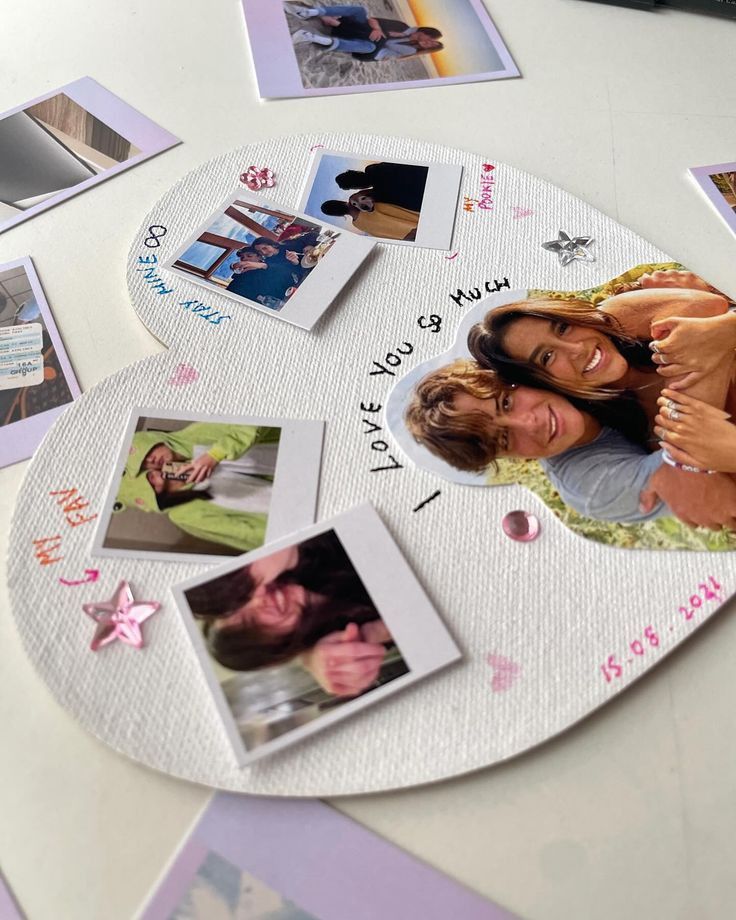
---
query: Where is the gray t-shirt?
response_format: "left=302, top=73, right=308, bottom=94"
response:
left=540, top=427, right=669, bottom=524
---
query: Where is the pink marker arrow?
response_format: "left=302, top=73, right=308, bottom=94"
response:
left=59, top=569, right=100, bottom=587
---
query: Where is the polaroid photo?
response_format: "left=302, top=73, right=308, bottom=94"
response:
left=172, top=503, right=461, bottom=766
left=387, top=262, right=736, bottom=553
left=162, top=188, right=375, bottom=330
left=0, top=256, right=80, bottom=468
left=137, top=794, right=514, bottom=920
left=0, top=77, right=178, bottom=234
left=92, top=409, right=324, bottom=564
left=690, top=162, right=736, bottom=237
left=241, top=0, right=519, bottom=99
left=299, top=149, right=463, bottom=249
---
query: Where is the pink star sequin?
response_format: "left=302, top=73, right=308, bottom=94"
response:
left=82, top=581, right=160, bottom=651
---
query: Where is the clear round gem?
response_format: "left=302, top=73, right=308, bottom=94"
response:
left=502, top=510, right=540, bottom=542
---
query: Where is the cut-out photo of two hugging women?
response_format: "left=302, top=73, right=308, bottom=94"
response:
left=106, top=418, right=281, bottom=557
left=184, top=530, right=408, bottom=751
left=398, top=264, right=736, bottom=551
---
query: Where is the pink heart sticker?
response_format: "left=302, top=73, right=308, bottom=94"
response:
left=487, top=654, right=521, bottom=692
left=168, top=363, right=199, bottom=387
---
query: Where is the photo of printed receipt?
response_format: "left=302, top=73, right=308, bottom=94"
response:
left=0, top=323, right=44, bottom=390
left=0, top=256, right=80, bottom=469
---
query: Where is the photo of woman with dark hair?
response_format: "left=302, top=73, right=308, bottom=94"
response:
left=389, top=264, right=736, bottom=551
left=174, top=505, right=458, bottom=763
left=467, top=268, right=736, bottom=442
left=186, top=530, right=401, bottom=699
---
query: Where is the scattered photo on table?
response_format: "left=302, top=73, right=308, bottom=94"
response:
left=138, top=794, right=517, bottom=920
left=0, top=256, right=80, bottom=469
left=163, top=189, right=375, bottom=330
left=173, top=504, right=461, bottom=765
left=92, top=408, right=324, bottom=564
left=0, top=77, right=178, bottom=233
left=690, top=161, right=736, bottom=237
left=241, top=0, right=519, bottom=98
left=386, top=262, right=736, bottom=552
left=299, top=149, right=462, bottom=249
left=151, top=850, right=319, bottom=920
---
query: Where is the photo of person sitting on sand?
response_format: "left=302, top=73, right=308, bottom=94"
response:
left=287, top=4, right=443, bottom=63
left=243, top=0, right=517, bottom=97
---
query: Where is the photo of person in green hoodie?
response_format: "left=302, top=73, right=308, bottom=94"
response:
left=101, top=416, right=284, bottom=558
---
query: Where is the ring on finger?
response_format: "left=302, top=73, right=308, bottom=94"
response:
left=665, top=398, right=680, bottom=412
left=668, top=407, right=681, bottom=421
left=650, top=342, right=660, bottom=354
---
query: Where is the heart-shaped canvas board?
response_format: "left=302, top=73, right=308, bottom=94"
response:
left=8, top=134, right=736, bottom=796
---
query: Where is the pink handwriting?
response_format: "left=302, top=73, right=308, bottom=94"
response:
left=59, top=569, right=100, bottom=587
left=600, top=576, right=723, bottom=684
left=679, top=575, right=723, bottom=621
left=477, top=165, right=496, bottom=212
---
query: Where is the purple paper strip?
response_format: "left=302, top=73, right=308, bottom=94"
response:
left=241, top=0, right=519, bottom=99
left=689, top=161, right=736, bottom=236
left=0, top=256, right=81, bottom=469
left=139, top=794, right=518, bottom=920
left=0, top=870, right=25, bottom=920
left=0, top=77, right=179, bottom=234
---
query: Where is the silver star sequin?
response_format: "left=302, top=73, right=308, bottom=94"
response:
left=542, top=231, right=596, bottom=266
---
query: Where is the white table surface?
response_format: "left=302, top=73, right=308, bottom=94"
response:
left=1, top=1, right=736, bottom=918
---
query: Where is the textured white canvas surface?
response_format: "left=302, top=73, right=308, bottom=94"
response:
left=8, top=134, right=736, bottom=795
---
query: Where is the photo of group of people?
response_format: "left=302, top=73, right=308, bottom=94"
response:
left=94, top=410, right=324, bottom=563
left=299, top=149, right=462, bottom=248
left=173, top=505, right=460, bottom=764
left=164, top=189, right=375, bottom=330
left=388, top=263, right=736, bottom=552
left=0, top=77, right=178, bottom=233
left=241, top=0, right=518, bottom=98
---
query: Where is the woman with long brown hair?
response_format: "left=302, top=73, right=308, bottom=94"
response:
left=467, top=271, right=736, bottom=467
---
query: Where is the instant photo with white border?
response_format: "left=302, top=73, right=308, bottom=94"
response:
left=162, top=188, right=375, bottom=330
left=172, top=503, right=462, bottom=766
left=0, top=76, right=179, bottom=234
left=92, top=407, right=325, bottom=564
left=240, top=0, right=520, bottom=100
left=299, top=148, right=463, bottom=250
